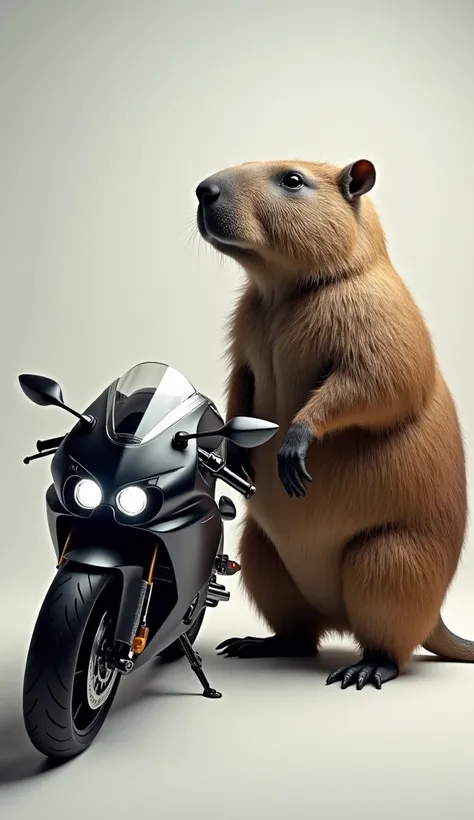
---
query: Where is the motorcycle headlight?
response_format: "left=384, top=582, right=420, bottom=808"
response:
left=74, top=479, right=102, bottom=510
left=116, top=486, right=147, bottom=517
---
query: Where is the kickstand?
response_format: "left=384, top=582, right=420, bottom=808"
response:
left=179, top=633, right=222, bottom=699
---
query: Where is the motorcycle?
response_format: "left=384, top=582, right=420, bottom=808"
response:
left=18, top=360, right=278, bottom=760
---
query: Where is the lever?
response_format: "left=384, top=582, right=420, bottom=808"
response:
left=23, top=448, right=57, bottom=465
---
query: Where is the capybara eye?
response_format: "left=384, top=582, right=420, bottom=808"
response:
left=280, top=172, right=304, bottom=191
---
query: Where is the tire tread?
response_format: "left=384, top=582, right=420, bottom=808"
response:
left=23, top=567, right=120, bottom=760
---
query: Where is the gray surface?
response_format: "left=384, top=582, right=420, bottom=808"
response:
left=1, top=575, right=474, bottom=820
left=1, top=1, right=474, bottom=818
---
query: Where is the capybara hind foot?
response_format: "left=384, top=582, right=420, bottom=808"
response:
left=216, top=634, right=316, bottom=659
left=326, top=651, right=399, bottom=690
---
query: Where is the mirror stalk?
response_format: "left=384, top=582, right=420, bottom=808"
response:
left=172, top=416, right=279, bottom=452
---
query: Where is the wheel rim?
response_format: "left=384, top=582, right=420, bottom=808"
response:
left=72, top=586, right=119, bottom=734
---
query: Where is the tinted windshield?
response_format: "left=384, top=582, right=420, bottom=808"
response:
left=109, top=362, right=197, bottom=444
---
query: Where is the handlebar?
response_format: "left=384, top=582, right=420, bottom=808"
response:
left=25, top=439, right=256, bottom=500
left=23, top=435, right=65, bottom=465
left=217, top=464, right=256, bottom=498
left=197, top=448, right=256, bottom=499
left=36, top=436, right=65, bottom=453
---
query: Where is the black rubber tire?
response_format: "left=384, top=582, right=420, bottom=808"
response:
left=23, top=565, right=122, bottom=760
left=159, top=607, right=206, bottom=663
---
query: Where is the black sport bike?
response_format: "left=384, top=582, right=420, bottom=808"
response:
left=19, top=361, right=278, bottom=760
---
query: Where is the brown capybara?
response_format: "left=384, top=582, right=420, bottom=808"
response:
left=196, top=158, right=470, bottom=689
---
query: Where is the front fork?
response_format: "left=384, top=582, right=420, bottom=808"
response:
left=58, top=525, right=242, bottom=688
left=111, top=550, right=241, bottom=680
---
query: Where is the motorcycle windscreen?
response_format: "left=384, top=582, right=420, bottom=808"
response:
left=108, top=362, right=198, bottom=444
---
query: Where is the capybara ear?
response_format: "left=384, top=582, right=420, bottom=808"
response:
left=338, top=159, right=376, bottom=201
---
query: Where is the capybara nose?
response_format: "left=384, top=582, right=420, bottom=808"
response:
left=195, top=181, right=221, bottom=206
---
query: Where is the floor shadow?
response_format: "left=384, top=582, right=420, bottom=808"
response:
left=0, top=659, right=162, bottom=787
left=0, top=643, right=443, bottom=787
left=0, top=716, right=52, bottom=785
left=0, top=648, right=226, bottom=788
left=202, top=641, right=433, bottom=684
left=315, top=646, right=360, bottom=673
left=413, top=653, right=450, bottom=663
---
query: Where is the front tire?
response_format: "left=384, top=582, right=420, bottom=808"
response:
left=23, top=565, right=122, bottom=760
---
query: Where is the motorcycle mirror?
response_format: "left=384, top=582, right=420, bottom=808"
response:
left=219, top=416, right=279, bottom=449
left=173, top=416, right=279, bottom=451
left=19, top=374, right=65, bottom=408
left=18, top=373, right=95, bottom=429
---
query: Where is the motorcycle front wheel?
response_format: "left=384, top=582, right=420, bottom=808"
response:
left=23, top=565, right=122, bottom=760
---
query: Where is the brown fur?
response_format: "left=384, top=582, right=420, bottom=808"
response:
left=199, top=158, right=470, bottom=669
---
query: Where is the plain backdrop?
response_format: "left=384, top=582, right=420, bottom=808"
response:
left=1, top=1, right=474, bottom=818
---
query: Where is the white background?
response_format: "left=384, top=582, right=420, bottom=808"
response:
left=1, top=1, right=473, bottom=818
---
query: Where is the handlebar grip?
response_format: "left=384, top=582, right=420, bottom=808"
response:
left=36, top=436, right=65, bottom=453
left=218, top=465, right=256, bottom=499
